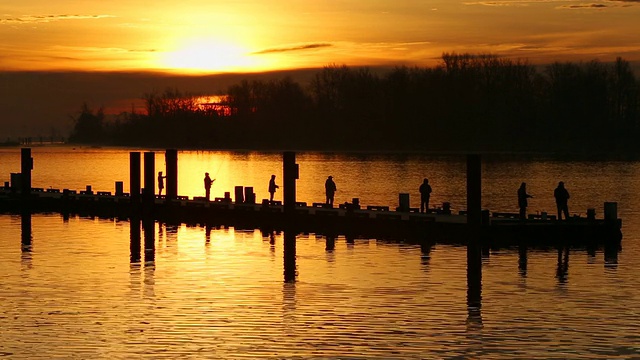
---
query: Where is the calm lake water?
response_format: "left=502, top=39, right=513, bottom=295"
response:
left=1, top=146, right=639, bottom=359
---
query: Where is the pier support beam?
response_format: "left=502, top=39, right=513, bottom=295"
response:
left=283, top=151, right=298, bottom=215
left=165, top=149, right=178, bottom=201
left=466, top=154, right=481, bottom=226
left=143, top=152, right=155, bottom=204
left=20, top=148, right=32, bottom=198
left=130, top=152, right=141, bottom=203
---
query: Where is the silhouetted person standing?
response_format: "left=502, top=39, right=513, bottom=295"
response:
left=325, top=176, right=337, bottom=206
left=554, top=181, right=570, bottom=220
left=268, top=174, right=279, bottom=202
left=419, top=178, right=432, bottom=213
left=157, top=171, right=166, bottom=196
left=204, top=172, right=214, bottom=201
left=518, top=182, right=533, bottom=220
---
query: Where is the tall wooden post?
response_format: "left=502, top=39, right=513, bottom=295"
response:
left=283, top=151, right=298, bottom=215
left=20, top=148, right=32, bottom=198
left=466, top=154, right=481, bottom=226
left=130, top=152, right=141, bottom=203
left=165, top=149, right=178, bottom=201
left=143, top=152, right=155, bottom=204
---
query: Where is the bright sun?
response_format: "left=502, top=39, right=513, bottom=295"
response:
left=160, top=38, right=262, bottom=73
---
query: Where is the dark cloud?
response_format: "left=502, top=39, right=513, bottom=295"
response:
left=559, top=3, right=608, bottom=8
left=0, top=14, right=114, bottom=24
left=252, top=43, right=332, bottom=55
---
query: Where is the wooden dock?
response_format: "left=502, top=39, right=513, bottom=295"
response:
left=0, top=149, right=623, bottom=248
left=0, top=187, right=622, bottom=247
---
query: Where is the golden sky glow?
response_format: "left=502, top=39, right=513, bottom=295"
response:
left=2, top=0, right=640, bottom=73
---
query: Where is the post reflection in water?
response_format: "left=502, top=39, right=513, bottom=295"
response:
left=143, top=217, right=155, bottom=264
left=420, top=242, right=432, bottom=270
left=518, top=244, right=528, bottom=278
left=205, top=224, right=212, bottom=244
left=142, top=217, right=156, bottom=298
left=21, top=210, right=33, bottom=268
left=466, top=239, right=483, bottom=329
left=556, top=247, right=570, bottom=284
left=283, top=230, right=296, bottom=283
left=130, top=216, right=141, bottom=264
left=325, top=234, right=336, bottom=252
left=21, top=209, right=32, bottom=252
left=604, top=242, right=620, bottom=270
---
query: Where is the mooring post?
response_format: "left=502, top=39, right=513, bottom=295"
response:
left=20, top=148, right=32, bottom=198
left=130, top=152, right=141, bottom=203
left=165, top=149, right=178, bottom=201
left=115, top=181, right=124, bottom=196
left=143, top=152, right=155, bottom=204
left=604, top=202, right=617, bottom=224
left=466, top=154, right=482, bottom=226
left=283, top=151, right=298, bottom=215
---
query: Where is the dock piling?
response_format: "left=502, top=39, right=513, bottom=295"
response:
left=398, top=193, right=410, bottom=212
left=143, top=152, right=155, bottom=203
left=604, top=202, right=617, bottom=224
left=283, top=152, right=298, bottom=215
left=466, top=154, right=481, bottom=226
left=20, top=148, right=32, bottom=198
left=115, top=181, right=124, bottom=196
left=234, top=186, right=244, bottom=204
left=165, top=149, right=178, bottom=201
left=130, top=152, right=141, bottom=203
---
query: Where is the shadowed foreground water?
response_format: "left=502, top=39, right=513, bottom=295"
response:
left=1, top=213, right=638, bottom=359
left=1, top=147, right=640, bottom=358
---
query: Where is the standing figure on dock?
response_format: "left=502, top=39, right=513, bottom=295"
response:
left=518, top=182, right=533, bottom=220
left=554, top=181, right=570, bottom=220
left=325, top=176, right=337, bottom=206
left=204, top=172, right=214, bottom=201
left=157, top=171, right=166, bottom=196
left=268, top=174, right=279, bottom=202
left=419, top=178, right=432, bottom=213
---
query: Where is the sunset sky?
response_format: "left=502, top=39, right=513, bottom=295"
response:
left=3, top=0, right=640, bottom=73
left=2, top=0, right=640, bottom=137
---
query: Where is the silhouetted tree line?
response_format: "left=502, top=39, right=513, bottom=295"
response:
left=69, top=53, right=640, bottom=155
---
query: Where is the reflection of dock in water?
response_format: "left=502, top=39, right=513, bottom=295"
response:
left=1, top=148, right=623, bottom=248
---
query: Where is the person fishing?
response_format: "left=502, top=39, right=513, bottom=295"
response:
left=157, top=171, right=166, bottom=196
left=268, top=174, right=279, bottom=202
left=518, top=182, right=533, bottom=220
left=204, top=172, right=215, bottom=201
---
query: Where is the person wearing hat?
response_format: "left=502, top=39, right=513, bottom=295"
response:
left=325, top=175, right=337, bottom=206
